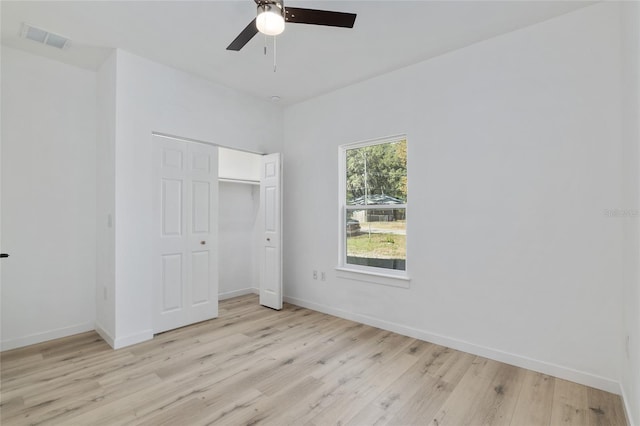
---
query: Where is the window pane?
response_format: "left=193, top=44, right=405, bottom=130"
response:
left=346, top=208, right=406, bottom=271
left=346, top=140, right=407, bottom=206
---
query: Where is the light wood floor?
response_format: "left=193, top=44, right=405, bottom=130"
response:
left=0, top=295, right=627, bottom=426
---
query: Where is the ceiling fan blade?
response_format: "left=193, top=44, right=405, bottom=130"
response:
left=285, top=7, right=356, bottom=28
left=227, top=18, right=258, bottom=51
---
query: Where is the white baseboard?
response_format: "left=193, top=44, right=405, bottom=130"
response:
left=284, top=295, right=621, bottom=395
left=113, top=329, right=153, bottom=350
left=219, top=287, right=258, bottom=300
left=620, top=384, right=637, bottom=426
left=95, top=323, right=151, bottom=350
left=94, top=321, right=115, bottom=348
left=0, top=322, right=94, bottom=352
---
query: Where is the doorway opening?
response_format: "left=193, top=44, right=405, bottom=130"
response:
left=218, top=147, right=261, bottom=301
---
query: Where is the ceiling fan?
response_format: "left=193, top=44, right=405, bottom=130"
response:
left=227, top=0, right=357, bottom=51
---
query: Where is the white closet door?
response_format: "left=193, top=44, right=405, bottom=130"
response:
left=153, top=135, right=218, bottom=333
left=259, top=153, right=282, bottom=310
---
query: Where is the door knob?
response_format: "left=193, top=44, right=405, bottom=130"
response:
left=0, top=253, right=8, bottom=258
left=267, top=238, right=271, bottom=242
left=200, top=241, right=206, bottom=245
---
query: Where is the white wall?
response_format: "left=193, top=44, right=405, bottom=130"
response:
left=107, top=50, right=282, bottom=348
left=620, top=2, right=640, bottom=424
left=219, top=181, right=260, bottom=299
left=283, top=3, right=623, bottom=393
left=0, top=47, right=97, bottom=350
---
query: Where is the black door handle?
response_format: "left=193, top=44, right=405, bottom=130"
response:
left=0, top=254, right=9, bottom=258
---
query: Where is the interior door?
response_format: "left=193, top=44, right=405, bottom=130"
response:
left=259, top=153, right=282, bottom=310
left=152, top=135, right=219, bottom=333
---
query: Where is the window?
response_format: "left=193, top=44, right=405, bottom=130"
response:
left=339, top=136, right=407, bottom=279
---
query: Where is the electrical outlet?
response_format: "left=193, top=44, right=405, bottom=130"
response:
left=313, top=270, right=318, bottom=280
left=321, top=272, right=326, bottom=281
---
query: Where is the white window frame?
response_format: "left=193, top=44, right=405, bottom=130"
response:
left=337, top=135, right=410, bottom=287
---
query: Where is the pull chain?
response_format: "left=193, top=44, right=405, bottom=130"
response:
left=263, top=35, right=278, bottom=72
left=273, top=36, right=277, bottom=72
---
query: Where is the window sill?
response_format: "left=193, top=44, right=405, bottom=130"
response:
left=335, top=267, right=410, bottom=289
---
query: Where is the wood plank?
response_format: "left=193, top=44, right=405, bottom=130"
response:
left=550, top=378, right=590, bottom=426
left=308, top=352, right=417, bottom=425
left=351, top=347, right=475, bottom=426
left=510, top=370, right=555, bottom=426
left=0, top=294, right=627, bottom=426
left=586, top=386, right=628, bottom=426
left=426, top=357, right=525, bottom=426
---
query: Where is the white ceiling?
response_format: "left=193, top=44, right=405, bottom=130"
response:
left=1, top=1, right=594, bottom=105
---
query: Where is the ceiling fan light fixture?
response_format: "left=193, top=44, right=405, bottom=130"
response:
left=256, top=3, right=285, bottom=36
left=226, top=1, right=356, bottom=52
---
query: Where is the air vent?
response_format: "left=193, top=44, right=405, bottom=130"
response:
left=20, top=23, right=70, bottom=49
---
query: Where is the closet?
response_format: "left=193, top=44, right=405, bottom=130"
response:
left=152, top=138, right=281, bottom=334
left=218, top=148, right=262, bottom=300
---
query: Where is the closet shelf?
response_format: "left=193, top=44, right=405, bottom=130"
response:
left=219, top=177, right=260, bottom=186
